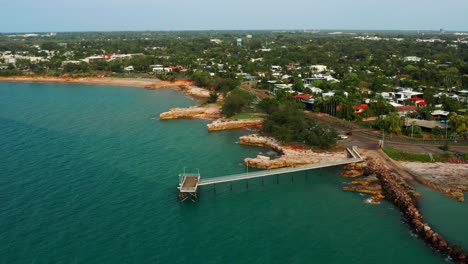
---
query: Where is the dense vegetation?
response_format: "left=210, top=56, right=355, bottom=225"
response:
left=2, top=30, right=468, bottom=91
left=261, top=101, right=338, bottom=149
left=1, top=30, right=467, bottom=142
left=221, top=88, right=256, bottom=117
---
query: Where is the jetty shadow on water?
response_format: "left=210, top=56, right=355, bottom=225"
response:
left=195, top=168, right=334, bottom=200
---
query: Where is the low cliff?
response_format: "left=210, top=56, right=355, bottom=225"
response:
left=159, top=104, right=221, bottom=120
left=239, top=134, right=347, bottom=169
left=180, top=85, right=211, bottom=99
left=207, top=119, right=263, bottom=132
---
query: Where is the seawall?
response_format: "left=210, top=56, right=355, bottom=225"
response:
left=365, top=158, right=467, bottom=263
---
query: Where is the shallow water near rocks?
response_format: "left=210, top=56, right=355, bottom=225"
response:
left=0, top=82, right=463, bottom=263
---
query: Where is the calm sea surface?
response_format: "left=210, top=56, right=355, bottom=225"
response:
left=0, top=82, right=465, bottom=263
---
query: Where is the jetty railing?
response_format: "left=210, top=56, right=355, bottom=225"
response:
left=178, top=147, right=363, bottom=201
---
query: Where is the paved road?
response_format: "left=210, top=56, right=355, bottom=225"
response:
left=309, top=112, right=468, bottom=155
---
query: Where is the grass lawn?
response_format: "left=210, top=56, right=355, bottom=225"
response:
left=382, top=147, right=433, bottom=162
left=231, top=112, right=262, bottom=120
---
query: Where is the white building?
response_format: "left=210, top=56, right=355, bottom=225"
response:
left=404, top=56, right=422, bottom=62
left=304, top=84, right=322, bottom=94
left=272, top=84, right=293, bottom=95
left=304, top=74, right=339, bottom=83
left=271, top=65, right=282, bottom=72
left=309, top=65, right=328, bottom=72
left=394, top=89, right=423, bottom=104
left=209, top=39, right=223, bottom=44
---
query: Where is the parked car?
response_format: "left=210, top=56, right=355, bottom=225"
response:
left=338, top=134, right=348, bottom=139
left=345, top=131, right=353, bottom=136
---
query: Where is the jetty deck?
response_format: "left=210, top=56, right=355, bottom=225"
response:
left=178, top=147, right=363, bottom=201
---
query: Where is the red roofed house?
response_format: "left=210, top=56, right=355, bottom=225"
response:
left=395, top=105, right=418, bottom=116
left=354, top=104, right=369, bottom=115
left=293, top=94, right=313, bottom=100
left=410, top=97, right=427, bottom=107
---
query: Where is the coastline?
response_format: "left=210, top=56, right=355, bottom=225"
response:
left=0, top=76, right=163, bottom=87
left=0, top=76, right=210, bottom=99
left=2, top=78, right=466, bottom=262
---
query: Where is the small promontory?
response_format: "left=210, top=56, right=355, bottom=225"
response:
left=240, top=134, right=347, bottom=169
left=207, top=118, right=264, bottom=132
left=159, top=104, right=221, bottom=120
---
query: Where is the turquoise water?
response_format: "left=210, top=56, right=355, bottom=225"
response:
left=0, top=82, right=460, bottom=263
left=417, top=184, right=468, bottom=249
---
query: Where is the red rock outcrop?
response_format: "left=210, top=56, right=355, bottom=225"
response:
left=159, top=104, right=221, bottom=120
left=207, top=119, right=263, bottom=132
left=239, top=134, right=347, bottom=169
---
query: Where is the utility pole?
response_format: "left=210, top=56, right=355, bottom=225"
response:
left=381, top=130, right=385, bottom=149
left=446, top=120, right=449, bottom=139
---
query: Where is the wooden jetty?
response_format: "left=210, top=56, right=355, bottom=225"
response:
left=178, top=171, right=201, bottom=202
left=178, top=147, right=363, bottom=201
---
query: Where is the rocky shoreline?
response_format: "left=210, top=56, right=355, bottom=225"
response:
left=159, top=104, right=221, bottom=120
left=399, top=162, right=467, bottom=202
left=207, top=118, right=264, bottom=132
left=365, top=157, right=467, bottom=263
left=239, top=134, right=347, bottom=169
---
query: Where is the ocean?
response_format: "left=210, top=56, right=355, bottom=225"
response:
left=0, top=82, right=465, bottom=263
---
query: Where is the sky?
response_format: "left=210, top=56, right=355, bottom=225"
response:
left=2, top=0, right=468, bottom=33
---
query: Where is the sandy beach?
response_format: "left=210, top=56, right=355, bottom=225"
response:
left=0, top=76, right=211, bottom=99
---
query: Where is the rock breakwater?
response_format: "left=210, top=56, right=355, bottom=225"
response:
left=365, top=158, right=467, bottom=263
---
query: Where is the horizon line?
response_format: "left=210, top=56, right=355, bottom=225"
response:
left=2, top=28, right=468, bottom=35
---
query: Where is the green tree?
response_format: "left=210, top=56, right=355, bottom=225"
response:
left=386, top=112, right=404, bottom=134
left=262, top=104, right=338, bottom=149
left=221, top=88, right=256, bottom=117
left=258, top=97, right=280, bottom=114
left=376, top=112, right=404, bottom=134
left=449, top=114, right=467, bottom=133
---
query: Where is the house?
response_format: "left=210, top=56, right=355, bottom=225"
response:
left=304, top=74, right=339, bottom=83
left=404, top=56, right=422, bottom=62
left=354, top=104, right=369, bottom=115
left=393, top=89, right=423, bottom=104
left=273, top=84, right=293, bottom=95
left=271, top=65, right=282, bottom=72
left=309, top=65, right=328, bottom=72
left=395, top=106, right=418, bottom=117
left=2, top=55, right=46, bottom=64
left=153, top=66, right=172, bottom=74
left=409, top=96, right=427, bottom=107
left=404, top=118, right=447, bottom=132
left=304, top=84, right=322, bottom=94
left=431, top=110, right=450, bottom=121
left=83, top=56, right=106, bottom=63
left=210, top=39, right=223, bottom=44
left=293, top=93, right=313, bottom=100
left=61, top=60, right=82, bottom=66
left=458, top=90, right=468, bottom=96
